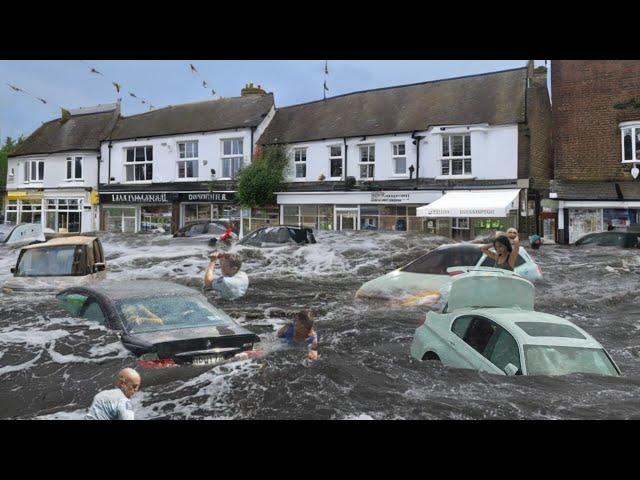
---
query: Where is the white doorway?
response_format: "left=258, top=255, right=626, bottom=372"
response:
left=336, top=208, right=358, bottom=231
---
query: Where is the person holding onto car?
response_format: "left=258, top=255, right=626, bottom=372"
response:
left=480, top=234, right=520, bottom=271
left=85, top=368, right=140, bottom=420
left=204, top=251, right=249, bottom=300
left=277, top=310, right=319, bottom=361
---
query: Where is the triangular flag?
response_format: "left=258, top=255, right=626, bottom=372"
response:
left=7, top=84, right=23, bottom=92
left=36, top=97, right=47, bottom=104
left=90, top=68, right=103, bottom=76
left=189, top=63, right=198, bottom=74
left=202, top=80, right=208, bottom=88
left=112, top=82, right=121, bottom=93
left=60, top=108, right=71, bottom=123
left=129, top=92, right=137, bottom=98
left=325, top=61, right=329, bottom=75
left=211, top=89, right=216, bottom=96
left=324, top=80, right=329, bottom=91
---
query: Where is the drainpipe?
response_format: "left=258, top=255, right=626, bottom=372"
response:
left=343, top=138, right=348, bottom=185
left=250, top=127, right=255, bottom=163
left=411, top=133, right=425, bottom=189
left=107, top=142, right=113, bottom=185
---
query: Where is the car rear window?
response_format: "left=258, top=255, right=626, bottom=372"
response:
left=515, top=322, right=586, bottom=339
left=401, top=246, right=482, bottom=275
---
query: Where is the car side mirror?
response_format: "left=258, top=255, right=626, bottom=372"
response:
left=504, top=363, right=519, bottom=376
left=94, top=262, right=106, bottom=272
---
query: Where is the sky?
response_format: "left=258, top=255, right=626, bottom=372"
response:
left=0, top=60, right=548, bottom=142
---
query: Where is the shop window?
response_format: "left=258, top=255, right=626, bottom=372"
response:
left=124, top=146, right=153, bottom=182
left=141, top=206, right=172, bottom=233
left=452, top=217, right=470, bottom=240
left=66, top=157, right=83, bottom=180
left=221, top=138, right=243, bottom=179
left=359, top=145, right=375, bottom=179
left=329, top=145, right=343, bottom=178
left=19, top=201, right=42, bottom=224
left=620, top=123, right=640, bottom=163
left=294, top=148, right=307, bottom=179
left=392, top=142, right=407, bottom=175
left=283, top=205, right=300, bottom=226
left=46, top=198, right=82, bottom=233
left=177, top=141, right=199, bottom=179
left=5, top=200, right=18, bottom=224
left=441, top=134, right=471, bottom=176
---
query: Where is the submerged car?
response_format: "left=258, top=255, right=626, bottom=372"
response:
left=574, top=231, right=640, bottom=248
left=173, top=220, right=239, bottom=246
left=2, top=236, right=106, bottom=294
left=0, top=223, right=47, bottom=248
left=56, top=280, right=261, bottom=371
left=355, top=243, right=542, bottom=306
left=410, top=269, right=620, bottom=377
left=238, top=225, right=316, bottom=247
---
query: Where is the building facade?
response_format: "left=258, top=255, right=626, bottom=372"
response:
left=550, top=60, right=640, bottom=244
left=98, top=85, right=275, bottom=234
left=259, top=63, right=552, bottom=240
left=4, top=104, right=119, bottom=233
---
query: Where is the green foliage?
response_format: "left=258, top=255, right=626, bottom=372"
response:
left=613, top=98, right=640, bottom=110
left=0, top=136, right=22, bottom=190
left=233, top=144, right=290, bottom=208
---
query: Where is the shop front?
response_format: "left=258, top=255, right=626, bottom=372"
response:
left=100, top=190, right=239, bottom=234
left=559, top=201, right=640, bottom=243
left=276, top=190, right=444, bottom=233
left=416, top=189, right=521, bottom=241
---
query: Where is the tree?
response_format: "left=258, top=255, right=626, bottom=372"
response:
left=0, top=136, right=23, bottom=190
left=233, top=144, right=291, bottom=208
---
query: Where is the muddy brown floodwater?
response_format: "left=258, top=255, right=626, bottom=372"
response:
left=1, top=231, right=640, bottom=419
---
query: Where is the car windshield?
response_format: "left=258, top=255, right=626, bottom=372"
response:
left=16, top=246, right=80, bottom=276
left=0, top=224, right=15, bottom=243
left=401, top=246, right=483, bottom=274
left=117, top=295, right=236, bottom=334
left=524, top=345, right=619, bottom=376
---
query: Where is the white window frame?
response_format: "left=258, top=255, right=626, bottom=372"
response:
left=452, top=217, right=470, bottom=230
left=392, top=142, right=407, bottom=176
left=620, top=122, right=640, bottom=163
left=359, top=144, right=375, bottom=180
left=440, top=134, right=472, bottom=177
left=328, top=145, right=343, bottom=179
left=65, top=156, right=83, bottom=181
left=124, top=146, right=153, bottom=183
left=24, top=160, right=44, bottom=183
left=7, top=167, right=15, bottom=182
left=177, top=140, right=199, bottom=179
left=293, top=148, right=307, bottom=179
left=221, top=138, right=244, bottom=179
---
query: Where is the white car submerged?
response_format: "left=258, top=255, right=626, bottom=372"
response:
left=355, top=243, right=542, bottom=306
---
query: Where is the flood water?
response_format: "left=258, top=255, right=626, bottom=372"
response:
left=1, top=231, right=640, bottom=420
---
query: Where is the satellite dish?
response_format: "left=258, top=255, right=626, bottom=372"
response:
left=632, top=164, right=639, bottom=179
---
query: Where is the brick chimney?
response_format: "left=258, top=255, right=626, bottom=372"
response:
left=241, top=82, right=267, bottom=96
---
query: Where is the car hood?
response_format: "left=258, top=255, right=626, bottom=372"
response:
left=2, top=275, right=101, bottom=295
left=355, top=269, right=452, bottom=306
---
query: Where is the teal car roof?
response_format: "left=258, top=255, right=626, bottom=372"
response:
left=449, top=307, right=602, bottom=349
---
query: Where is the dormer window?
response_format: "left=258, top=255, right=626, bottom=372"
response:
left=621, top=122, right=640, bottom=163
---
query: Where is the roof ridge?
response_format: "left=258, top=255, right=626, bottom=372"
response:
left=275, top=66, right=528, bottom=111
left=117, top=92, right=274, bottom=121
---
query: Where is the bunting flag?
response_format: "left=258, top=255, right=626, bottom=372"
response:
left=188, top=62, right=217, bottom=98
left=80, top=60, right=156, bottom=110
left=323, top=60, right=329, bottom=100
left=6, top=83, right=51, bottom=106
left=36, top=97, right=47, bottom=104
left=6, top=84, right=23, bottom=92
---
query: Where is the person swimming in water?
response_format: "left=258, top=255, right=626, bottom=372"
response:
left=480, top=234, right=520, bottom=271
left=277, top=310, right=319, bottom=361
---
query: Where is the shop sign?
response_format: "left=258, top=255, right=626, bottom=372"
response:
left=100, top=192, right=177, bottom=204
left=177, top=192, right=235, bottom=203
left=370, top=192, right=412, bottom=203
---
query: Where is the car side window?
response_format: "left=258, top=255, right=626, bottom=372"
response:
left=58, top=293, right=89, bottom=316
left=82, top=299, right=108, bottom=326
left=451, top=316, right=473, bottom=339
left=484, top=326, right=521, bottom=373
left=188, top=223, right=207, bottom=236
left=207, top=223, right=227, bottom=235
left=462, top=317, right=496, bottom=355
left=401, top=251, right=443, bottom=274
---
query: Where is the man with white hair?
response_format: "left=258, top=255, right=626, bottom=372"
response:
left=85, top=368, right=141, bottom=420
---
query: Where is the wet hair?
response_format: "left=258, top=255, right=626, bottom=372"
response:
left=493, top=235, right=512, bottom=253
left=221, top=253, right=242, bottom=273
left=295, top=310, right=314, bottom=329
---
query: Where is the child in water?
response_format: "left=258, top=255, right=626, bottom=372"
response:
left=277, top=310, right=319, bottom=361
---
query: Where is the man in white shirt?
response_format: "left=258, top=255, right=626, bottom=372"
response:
left=203, top=252, right=249, bottom=300
left=85, top=368, right=140, bottom=420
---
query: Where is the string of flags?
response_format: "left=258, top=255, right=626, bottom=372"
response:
left=323, top=60, right=329, bottom=100
left=81, top=60, right=156, bottom=110
left=189, top=63, right=217, bottom=97
left=5, top=83, right=48, bottom=105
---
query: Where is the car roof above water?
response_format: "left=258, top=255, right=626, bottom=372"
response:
left=22, top=236, right=97, bottom=250
left=455, top=307, right=601, bottom=348
left=68, top=280, right=200, bottom=301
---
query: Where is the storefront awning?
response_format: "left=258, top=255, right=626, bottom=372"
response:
left=416, top=189, right=521, bottom=218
